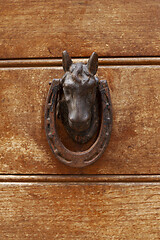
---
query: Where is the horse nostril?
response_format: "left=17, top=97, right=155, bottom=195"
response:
left=69, top=115, right=90, bottom=124
left=69, top=115, right=91, bottom=131
left=83, top=115, right=90, bottom=123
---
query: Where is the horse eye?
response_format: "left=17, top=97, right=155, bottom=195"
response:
left=64, top=87, right=71, bottom=96
left=88, top=89, right=96, bottom=101
left=65, top=89, right=70, bottom=95
left=89, top=88, right=94, bottom=96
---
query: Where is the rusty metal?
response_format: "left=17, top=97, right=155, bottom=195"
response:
left=45, top=51, right=112, bottom=167
left=59, top=51, right=100, bottom=144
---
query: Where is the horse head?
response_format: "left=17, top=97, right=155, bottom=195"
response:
left=59, top=51, right=100, bottom=143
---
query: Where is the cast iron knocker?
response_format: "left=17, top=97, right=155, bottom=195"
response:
left=45, top=51, right=112, bottom=167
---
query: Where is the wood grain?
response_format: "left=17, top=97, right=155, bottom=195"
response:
left=0, top=183, right=160, bottom=239
left=0, top=65, right=159, bottom=174
left=0, top=0, right=160, bottom=59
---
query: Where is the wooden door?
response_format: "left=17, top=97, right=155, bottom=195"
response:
left=0, top=1, right=160, bottom=239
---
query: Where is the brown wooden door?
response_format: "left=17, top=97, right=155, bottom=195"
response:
left=0, top=1, right=160, bottom=239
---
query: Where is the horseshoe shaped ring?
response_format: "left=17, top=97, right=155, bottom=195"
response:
left=45, top=51, right=112, bottom=168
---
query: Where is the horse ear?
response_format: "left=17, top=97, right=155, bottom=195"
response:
left=62, top=51, right=72, bottom=72
left=87, top=52, right=98, bottom=75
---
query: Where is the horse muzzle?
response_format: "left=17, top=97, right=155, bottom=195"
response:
left=68, top=116, right=91, bottom=132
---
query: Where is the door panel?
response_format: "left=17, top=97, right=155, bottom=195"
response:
left=0, top=64, right=159, bottom=174
left=0, top=182, right=159, bottom=239
left=0, top=0, right=160, bottom=58
left=1, top=0, right=160, bottom=238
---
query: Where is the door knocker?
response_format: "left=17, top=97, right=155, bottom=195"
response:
left=45, top=51, right=112, bottom=167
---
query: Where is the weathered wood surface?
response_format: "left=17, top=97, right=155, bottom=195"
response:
left=0, top=65, right=159, bottom=174
left=0, top=0, right=160, bottom=59
left=0, top=183, right=160, bottom=239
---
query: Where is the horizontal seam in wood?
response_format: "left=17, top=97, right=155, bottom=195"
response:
left=0, top=175, right=159, bottom=183
left=0, top=57, right=160, bottom=68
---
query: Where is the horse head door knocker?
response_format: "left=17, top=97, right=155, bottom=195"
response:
left=45, top=51, right=112, bottom=167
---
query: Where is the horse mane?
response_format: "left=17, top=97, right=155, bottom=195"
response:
left=61, top=62, right=93, bottom=84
